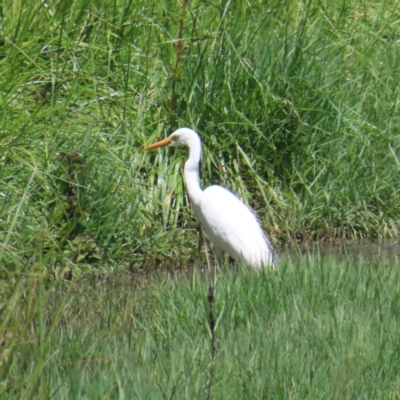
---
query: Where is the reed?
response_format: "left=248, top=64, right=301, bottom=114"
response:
left=0, top=0, right=399, bottom=272
left=1, top=254, right=400, bottom=398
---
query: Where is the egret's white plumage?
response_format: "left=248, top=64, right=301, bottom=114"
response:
left=144, top=128, right=276, bottom=271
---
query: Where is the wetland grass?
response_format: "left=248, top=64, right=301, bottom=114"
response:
left=1, top=1, right=400, bottom=396
left=1, top=255, right=400, bottom=398
left=0, top=0, right=400, bottom=273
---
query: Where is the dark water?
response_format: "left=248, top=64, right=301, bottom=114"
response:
left=281, top=239, right=400, bottom=262
left=97, top=240, right=400, bottom=288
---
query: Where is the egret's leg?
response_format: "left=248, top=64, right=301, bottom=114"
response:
left=214, top=248, right=223, bottom=267
left=201, top=232, right=213, bottom=270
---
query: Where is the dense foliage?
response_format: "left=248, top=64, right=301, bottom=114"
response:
left=1, top=0, right=399, bottom=272
left=2, top=255, right=400, bottom=398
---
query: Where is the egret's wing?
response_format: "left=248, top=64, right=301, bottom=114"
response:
left=199, top=185, right=274, bottom=268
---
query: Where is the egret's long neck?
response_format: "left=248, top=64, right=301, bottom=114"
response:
left=184, top=140, right=203, bottom=207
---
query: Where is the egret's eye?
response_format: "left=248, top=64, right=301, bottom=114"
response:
left=171, top=135, right=179, bottom=141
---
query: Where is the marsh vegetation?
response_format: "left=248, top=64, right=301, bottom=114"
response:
left=1, top=0, right=400, bottom=397
left=2, top=254, right=400, bottom=398
left=1, top=0, right=399, bottom=273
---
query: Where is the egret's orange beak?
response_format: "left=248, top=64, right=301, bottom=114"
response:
left=143, top=137, right=173, bottom=151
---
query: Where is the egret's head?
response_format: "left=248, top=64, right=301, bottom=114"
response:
left=143, top=128, right=200, bottom=151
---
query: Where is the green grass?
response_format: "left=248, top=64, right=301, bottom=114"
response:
left=2, top=2, right=400, bottom=396
left=1, top=0, right=400, bottom=272
left=2, top=254, right=400, bottom=398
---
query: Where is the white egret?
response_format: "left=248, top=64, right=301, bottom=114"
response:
left=144, top=128, right=276, bottom=271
